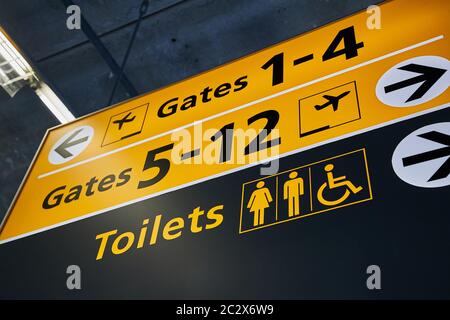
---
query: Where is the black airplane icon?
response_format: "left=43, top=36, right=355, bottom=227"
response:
left=113, top=112, right=136, bottom=130
left=314, top=90, right=350, bottom=111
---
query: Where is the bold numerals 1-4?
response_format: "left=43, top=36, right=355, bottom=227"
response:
left=322, top=26, right=364, bottom=61
left=261, top=52, right=284, bottom=86
left=262, top=26, right=364, bottom=86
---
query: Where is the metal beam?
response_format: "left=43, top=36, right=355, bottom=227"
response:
left=61, top=0, right=138, bottom=99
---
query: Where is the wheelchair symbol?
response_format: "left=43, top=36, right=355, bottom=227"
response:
left=317, top=163, right=363, bottom=206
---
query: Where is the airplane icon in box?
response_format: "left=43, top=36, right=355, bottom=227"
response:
left=102, top=103, right=149, bottom=147
left=299, top=82, right=360, bottom=138
left=314, top=91, right=351, bottom=112
left=113, top=112, right=136, bottom=130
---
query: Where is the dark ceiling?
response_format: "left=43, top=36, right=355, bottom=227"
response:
left=0, top=0, right=377, bottom=220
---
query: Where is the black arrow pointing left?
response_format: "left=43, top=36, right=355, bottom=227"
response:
left=402, top=130, right=450, bottom=182
left=54, top=129, right=89, bottom=158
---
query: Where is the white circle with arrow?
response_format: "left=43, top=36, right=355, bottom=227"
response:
left=392, top=122, right=450, bottom=188
left=376, top=55, right=449, bottom=107
left=49, top=125, right=94, bottom=165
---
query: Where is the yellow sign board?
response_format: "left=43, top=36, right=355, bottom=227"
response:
left=1, top=0, right=449, bottom=242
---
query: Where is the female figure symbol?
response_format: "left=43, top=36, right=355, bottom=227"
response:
left=247, top=181, right=273, bottom=227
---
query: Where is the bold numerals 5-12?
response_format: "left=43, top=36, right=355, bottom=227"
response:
left=137, top=110, right=281, bottom=188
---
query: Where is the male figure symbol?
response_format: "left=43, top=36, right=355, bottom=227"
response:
left=283, top=171, right=304, bottom=217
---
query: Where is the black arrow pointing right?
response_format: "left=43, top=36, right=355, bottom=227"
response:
left=402, top=130, right=450, bottom=181
left=384, top=63, right=447, bottom=103
left=54, top=129, right=89, bottom=158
